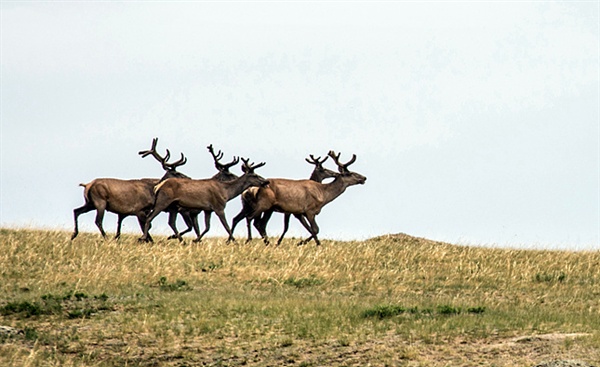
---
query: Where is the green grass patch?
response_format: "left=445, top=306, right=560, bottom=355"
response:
left=361, top=304, right=486, bottom=319
left=283, top=275, right=325, bottom=288
left=156, top=276, right=191, bottom=291
left=361, top=304, right=407, bottom=319
left=1, top=299, right=62, bottom=317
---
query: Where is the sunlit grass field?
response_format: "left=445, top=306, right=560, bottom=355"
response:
left=0, top=228, right=598, bottom=366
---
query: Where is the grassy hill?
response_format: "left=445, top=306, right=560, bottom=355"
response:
left=0, top=228, right=598, bottom=366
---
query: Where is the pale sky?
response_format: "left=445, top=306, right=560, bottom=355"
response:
left=1, top=1, right=598, bottom=250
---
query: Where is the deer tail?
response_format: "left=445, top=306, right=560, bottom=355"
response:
left=79, top=182, right=92, bottom=202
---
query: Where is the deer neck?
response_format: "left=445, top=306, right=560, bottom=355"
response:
left=309, top=170, right=326, bottom=182
left=310, top=168, right=336, bottom=183
left=221, top=174, right=256, bottom=201
left=321, top=176, right=350, bottom=204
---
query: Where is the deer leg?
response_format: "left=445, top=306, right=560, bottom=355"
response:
left=136, top=213, right=153, bottom=242
left=190, top=211, right=202, bottom=238
left=141, top=196, right=172, bottom=242
left=293, top=214, right=313, bottom=245
left=71, top=202, right=95, bottom=240
left=167, top=209, right=183, bottom=242
left=215, top=209, right=235, bottom=243
left=296, top=214, right=312, bottom=232
left=245, top=217, right=253, bottom=242
left=305, top=214, right=321, bottom=246
left=194, top=211, right=212, bottom=243
left=178, top=210, right=194, bottom=237
left=141, top=208, right=161, bottom=242
left=253, top=210, right=272, bottom=245
left=166, top=210, right=179, bottom=240
left=115, top=214, right=126, bottom=239
left=297, top=214, right=320, bottom=246
left=276, top=213, right=292, bottom=246
left=230, top=206, right=250, bottom=238
left=252, top=214, right=263, bottom=241
left=94, top=205, right=108, bottom=239
left=256, top=210, right=273, bottom=234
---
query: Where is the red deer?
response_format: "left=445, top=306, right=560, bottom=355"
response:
left=139, top=158, right=269, bottom=243
left=71, top=138, right=188, bottom=240
left=167, top=144, right=240, bottom=239
left=230, top=155, right=338, bottom=244
left=233, top=151, right=366, bottom=246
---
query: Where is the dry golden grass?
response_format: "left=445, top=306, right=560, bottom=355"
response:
left=0, top=228, right=598, bottom=366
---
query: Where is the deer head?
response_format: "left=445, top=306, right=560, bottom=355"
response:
left=240, top=158, right=266, bottom=174
left=328, top=150, right=366, bottom=185
left=207, top=144, right=239, bottom=182
left=305, top=155, right=338, bottom=182
left=240, top=158, right=269, bottom=186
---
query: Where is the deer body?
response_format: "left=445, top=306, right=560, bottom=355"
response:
left=248, top=179, right=332, bottom=221
left=171, top=145, right=240, bottom=239
left=83, top=178, right=158, bottom=213
left=72, top=178, right=158, bottom=240
left=236, top=151, right=366, bottom=246
left=231, top=155, right=337, bottom=244
left=71, top=138, right=188, bottom=240
left=140, top=159, right=268, bottom=243
left=156, top=178, right=240, bottom=210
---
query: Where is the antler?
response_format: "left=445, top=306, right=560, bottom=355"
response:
left=241, top=157, right=266, bottom=173
left=139, top=138, right=171, bottom=170
left=163, top=149, right=188, bottom=170
left=207, top=144, right=239, bottom=171
left=207, top=144, right=224, bottom=162
left=305, top=154, right=329, bottom=167
left=139, top=138, right=187, bottom=171
left=327, top=150, right=356, bottom=173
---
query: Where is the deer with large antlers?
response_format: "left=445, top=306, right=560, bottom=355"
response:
left=71, top=138, right=189, bottom=240
left=139, top=158, right=269, bottom=243
left=230, top=154, right=338, bottom=244
left=165, top=144, right=241, bottom=239
left=232, top=151, right=366, bottom=246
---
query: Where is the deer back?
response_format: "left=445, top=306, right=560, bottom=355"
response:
left=154, top=177, right=230, bottom=211
left=86, top=178, right=159, bottom=214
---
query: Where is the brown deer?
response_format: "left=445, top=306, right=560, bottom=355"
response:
left=71, top=138, right=188, bottom=240
left=233, top=151, right=366, bottom=246
left=167, top=144, right=240, bottom=239
left=139, top=158, right=269, bottom=243
left=230, top=155, right=338, bottom=244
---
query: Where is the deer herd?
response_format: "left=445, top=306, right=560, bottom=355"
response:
left=72, top=138, right=366, bottom=246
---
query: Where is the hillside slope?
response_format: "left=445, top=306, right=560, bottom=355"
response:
left=0, top=229, right=598, bottom=366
